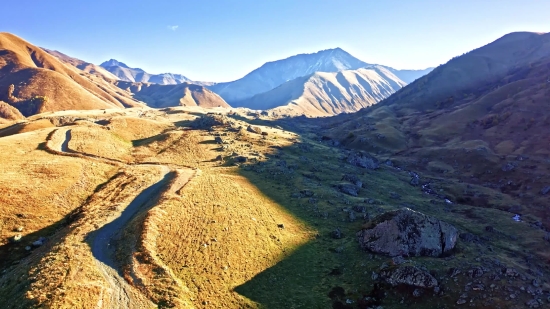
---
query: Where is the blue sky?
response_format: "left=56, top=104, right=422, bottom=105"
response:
left=2, top=0, right=549, bottom=82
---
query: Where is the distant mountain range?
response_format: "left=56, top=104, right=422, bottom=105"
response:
left=208, top=48, right=433, bottom=105
left=0, top=31, right=436, bottom=119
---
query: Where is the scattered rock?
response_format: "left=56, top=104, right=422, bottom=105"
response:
left=338, top=184, right=359, bottom=196
left=468, top=267, right=484, bottom=278
left=215, top=155, right=223, bottom=161
left=191, top=114, right=230, bottom=129
left=342, top=174, right=363, bottom=188
left=15, top=226, right=23, bottom=232
left=32, top=237, right=46, bottom=247
left=389, top=192, right=401, bottom=200
left=459, top=233, right=480, bottom=243
left=247, top=125, right=262, bottom=134
left=11, top=234, right=22, bottom=243
left=277, top=224, right=285, bottom=229
left=356, top=208, right=458, bottom=257
left=380, top=265, right=438, bottom=288
left=352, top=205, right=367, bottom=213
left=300, top=190, right=314, bottom=197
left=234, top=156, right=247, bottom=163
left=261, top=131, right=269, bottom=136
left=347, top=152, right=379, bottom=169
left=331, top=228, right=343, bottom=239
left=540, top=186, right=550, bottom=195
left=501, top=162, right=517, bottom=172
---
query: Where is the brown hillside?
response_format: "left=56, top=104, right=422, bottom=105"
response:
left=42, top=48, right=119, bottom=81
left=0, top=101, right=24, bottom=121
left=0, top=32, right=143, bottom=117
left=116, top=81, right=231, bottom=108
left=380, top=32, right=550, bottom=112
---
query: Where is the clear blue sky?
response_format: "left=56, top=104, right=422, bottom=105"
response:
left=2, top=0, right=549, bottom=82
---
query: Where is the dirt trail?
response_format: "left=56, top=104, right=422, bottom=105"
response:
left=50, top=128, right=193, bottom=308
left=91, top=165, right=170, bottom=309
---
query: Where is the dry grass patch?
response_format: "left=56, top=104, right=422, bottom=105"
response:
left=156, top=169, right=313, bottom=308
left=104, top=116, right=172, bottom=141
left=68, top=126, right=133, bottom=162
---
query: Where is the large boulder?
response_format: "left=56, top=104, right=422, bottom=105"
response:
left=356, top=208, right=458, bottom=257
left=338, top=183, right=359, bottom=196
left=380, top=266, right=438, bottom=288
left=347, top=152, right=379, bottom=169
left=247, top=125, right=262, bottom=134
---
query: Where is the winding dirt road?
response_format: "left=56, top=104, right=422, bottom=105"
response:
left=48, top=128, right=192, bottom=308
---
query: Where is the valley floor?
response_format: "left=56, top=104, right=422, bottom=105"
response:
left=0, top=107, right=548, bottom=309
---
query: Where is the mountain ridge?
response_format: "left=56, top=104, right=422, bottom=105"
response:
left=235, top=65, right=406, bottom=117
left=208, top=47, right=432, bottom=104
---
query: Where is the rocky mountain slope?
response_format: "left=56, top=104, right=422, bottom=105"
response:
left=116, top=81, right=230, bottom=108
left=209, top=48, right=431, bottom=104
left=0, top=33, right=143, bottom=118
left=236, top=66, right=406, bottom=117
left=317, top=31, right=550, bottom=226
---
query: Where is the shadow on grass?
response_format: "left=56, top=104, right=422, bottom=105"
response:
left=228, top=137, right=379, bottom=308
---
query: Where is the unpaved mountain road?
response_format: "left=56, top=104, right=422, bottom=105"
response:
left=90, top=165, right=171, bottom=309
left=48, top=128, right=194, bottom=308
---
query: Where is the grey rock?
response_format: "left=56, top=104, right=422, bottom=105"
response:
left=338, top=184, right=359, bottom=196
left=331, top=228, right=342, bottom=239
left=352, top=205, right=367, bottom=213
left=412, top=288, right=422, bottom=297
left=347, top=152, right=379, bottom=169
left=502, top=162, right=517, bottom=172
left=356, top=208, right=458, bottom=257
left=410, top=177, right=419, bottom=186
left=341, top=174, right=363, bottom=188
left=380, top=265, right=438, bottom=288
left=540, top=186, right=550, bottom=195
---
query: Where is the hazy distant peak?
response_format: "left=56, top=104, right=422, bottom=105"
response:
left=100, top=59, right=129, bottom=68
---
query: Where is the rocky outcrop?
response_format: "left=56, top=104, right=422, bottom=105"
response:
left=191, top=114, right=231, bottom=129
left=356, top=208, right=458, bottom=257
left=338, top=183, right=359, bottom=196
left=380, top=266, right=438, bottom=288
left=347, top=152, right=379, bottom=169
left=247, top=125, right=262, bottom=134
